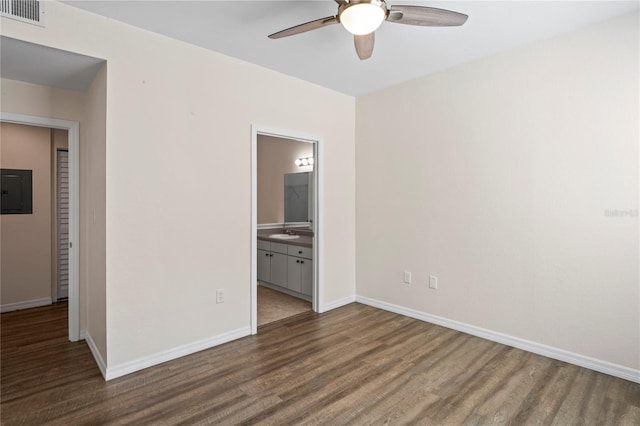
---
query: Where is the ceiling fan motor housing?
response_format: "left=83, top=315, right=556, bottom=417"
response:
left=338, top=0, right=389, bottom=35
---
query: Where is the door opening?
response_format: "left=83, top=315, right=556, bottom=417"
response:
left=251, top=125, right=323, bottom=334
left=0, top=112, right=80, bottom=341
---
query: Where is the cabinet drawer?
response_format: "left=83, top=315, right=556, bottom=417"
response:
left=288, top=245, right=312, bottom=259
left=270, top=242, right=288, bottom=255
left=257, top=239, right=271, bottom=251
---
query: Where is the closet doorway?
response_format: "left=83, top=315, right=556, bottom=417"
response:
left=0, top=113, right=80, bottom=341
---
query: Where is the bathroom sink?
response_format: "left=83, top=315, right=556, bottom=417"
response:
left=269, top=234, right=300, bottom=240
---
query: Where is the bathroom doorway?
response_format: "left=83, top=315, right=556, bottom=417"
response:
left=250, top=126, right=322, bottom=334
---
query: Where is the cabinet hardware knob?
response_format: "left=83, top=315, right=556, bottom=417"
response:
left=298, top=251, right=302, bottom=254
left=301, top=261, right=304, bottom=264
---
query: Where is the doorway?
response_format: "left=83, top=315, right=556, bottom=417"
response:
left=251, top=125, right=322, bottom=334
left=0, top=112, right=80, bottom=342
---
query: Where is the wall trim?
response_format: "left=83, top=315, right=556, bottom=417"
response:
left=83, top=330, right=107, bottom=379
left=257, top=222, right=310, bottom=230
left=257, top=223, right=283, bottom=230
left=0, top=298, right=52, bottom=313
left=319, top=295, right=356, bottom=314
left=356, top=296, right=640, bottom=384
left=104, top=326, right=251, bottom=381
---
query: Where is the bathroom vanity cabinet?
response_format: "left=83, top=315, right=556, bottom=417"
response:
left=257, top=239, right=313, bottom=300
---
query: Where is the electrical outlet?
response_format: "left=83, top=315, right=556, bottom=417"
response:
left=216, top=288, right=224, bottom=304
left=429, top=275, right=438, bottom=290
left=403, top=271, right=412, bottom=284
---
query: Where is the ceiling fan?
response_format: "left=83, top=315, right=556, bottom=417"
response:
left=268, top=0, right=468, bottom=60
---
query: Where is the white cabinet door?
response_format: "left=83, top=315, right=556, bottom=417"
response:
left=257, top=249, right=271, bottom=282
left=288, top=256, right=312, bottom=295
left=287, top=256, right=302, bottom=293
left=300, top=259, right=313, bottom=296
left=270, top=252, right=288, bottom=288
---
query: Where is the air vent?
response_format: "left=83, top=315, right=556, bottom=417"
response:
left=1, top=0, right=44, bottom=26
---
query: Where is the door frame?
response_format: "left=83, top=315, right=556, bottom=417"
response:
left=250, top=125, right=323, bottom=334
left=0, top=112, right=81, bottom=342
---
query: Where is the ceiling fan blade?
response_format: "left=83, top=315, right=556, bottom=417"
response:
left=387, top=6, right=468, bottom=27
left=354, top=32, right=375, bottom=60
left=334, top=0, right=347, bottom=4
left=268, top=16, right=339, bottom=39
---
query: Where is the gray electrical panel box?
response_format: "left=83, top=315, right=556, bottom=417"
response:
left=1, top=169, right=33, bottom=214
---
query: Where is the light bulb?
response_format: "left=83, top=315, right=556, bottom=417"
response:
left=295, top=159, right=302, bottom=166
left=301, top=158, right=309, bottom=166
left=308, top=158, right=314, bottom=165
left=340, top=2, right=386, bottom=35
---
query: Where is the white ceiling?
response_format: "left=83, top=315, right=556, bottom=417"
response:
left=5, top=1, right=640, bottom=96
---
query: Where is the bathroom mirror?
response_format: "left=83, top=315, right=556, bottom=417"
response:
left=284, top=172, right=313, bottom=224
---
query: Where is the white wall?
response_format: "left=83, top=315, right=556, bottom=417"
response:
left=356, top=12, right=639, bottom=372
left=83, top=64, right=107, bottom=364
left=1, top=1, right=356, bottom=372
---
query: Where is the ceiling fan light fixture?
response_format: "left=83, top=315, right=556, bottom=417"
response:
left=340, top=1, right=386, bottom=35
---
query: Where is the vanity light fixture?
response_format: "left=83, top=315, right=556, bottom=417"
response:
left=295, top=157, right=314, bottom=167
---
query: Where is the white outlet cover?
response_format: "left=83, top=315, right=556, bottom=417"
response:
left=403, top=271, right=411, bottom=284
left=429, top=275, right=438, bottom=290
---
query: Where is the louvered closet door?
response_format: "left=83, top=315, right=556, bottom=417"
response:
left=57, top=150, right=69, bottom=300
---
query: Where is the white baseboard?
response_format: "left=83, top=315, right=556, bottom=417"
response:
left=356, top=295, right=640, bottom=384
left=319, top=295, right=356, bottom=313
left=104, top=326, right=251, bottom=381
left=83, top=331, right=107, bottom=379
left=0, top=298, right=51, bottom=313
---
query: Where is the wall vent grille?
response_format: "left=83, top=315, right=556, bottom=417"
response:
left=1, top=0, right=44, bottom=26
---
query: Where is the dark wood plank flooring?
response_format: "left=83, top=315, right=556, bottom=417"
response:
left=1, top=302, right=639, bottom=425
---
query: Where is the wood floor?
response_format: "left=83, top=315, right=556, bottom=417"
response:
left=257, top=285, right=312, bottom=327
left=1, top=302, right=639, bottom=425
